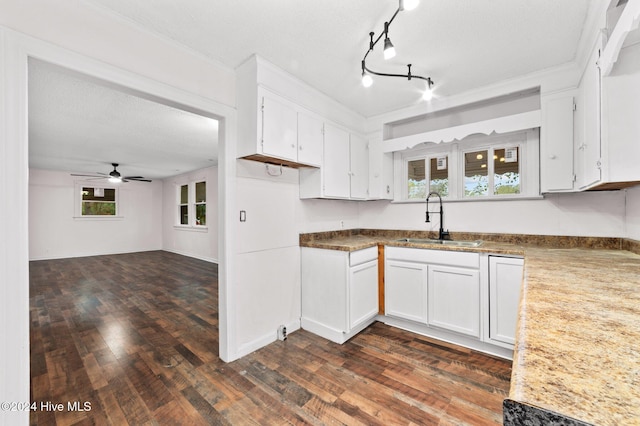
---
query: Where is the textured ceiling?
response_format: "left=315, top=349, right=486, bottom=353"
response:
left=86, top=0, right=595, bottom=117
left=28, top=59, right=219, bottom=179
left=28, top=1, right=597, bottom=178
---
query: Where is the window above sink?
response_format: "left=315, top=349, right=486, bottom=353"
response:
left=395, top=129, right=540, bottom=202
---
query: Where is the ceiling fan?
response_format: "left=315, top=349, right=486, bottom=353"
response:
left=71, top=163, right=152, bottom=183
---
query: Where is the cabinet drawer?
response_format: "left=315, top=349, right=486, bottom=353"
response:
left=385, top=246, right=479, bottom=268
left=350, top=246, right=378, bottom=267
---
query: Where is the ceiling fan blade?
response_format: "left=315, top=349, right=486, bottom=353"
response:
left=70, top=173, right=106, bottom=178
left=127, top=177, right=152, bottom=182
left=123, top=176, right=144, bottom=179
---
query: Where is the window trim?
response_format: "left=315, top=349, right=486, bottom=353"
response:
left=73, top=182, right=123, bottom=220
left=175, top=177, right=208, bottom=230
left=394, top=129, right=540, bottom=202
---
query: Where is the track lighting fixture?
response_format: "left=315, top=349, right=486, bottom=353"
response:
left=361, top=0, right=435, bottom=100
left=383, top=22, right=396, bottom=60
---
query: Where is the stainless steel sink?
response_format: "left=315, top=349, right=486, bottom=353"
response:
left=395, top=238, right=483, bottom=247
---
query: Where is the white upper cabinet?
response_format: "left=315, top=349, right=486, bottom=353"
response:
left=321, top=123, right=351, bottom=198
left=299, top=124, right=371, bottom=200
left=540, top=91, right=576, bottom=193
left=576, top=38, right=603, bottom=190
left=574, top=16, right=640, bottom=191
left=349, top=134, right=369, bottom=199
left=296, top=111, right=323, bottom=167
left=600, top=40, right=640, bottom=189
left=260, top=94, right=298, bottom=162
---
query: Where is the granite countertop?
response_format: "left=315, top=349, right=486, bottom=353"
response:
left=511, top=247, right=640, bottom=425
left=299, top=229, right=640, bottom=425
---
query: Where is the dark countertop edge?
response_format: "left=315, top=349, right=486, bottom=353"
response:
left=299, top=229, right=635, bottom=254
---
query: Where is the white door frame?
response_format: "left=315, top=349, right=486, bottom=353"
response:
left=0, top=27, right=238, bottom=425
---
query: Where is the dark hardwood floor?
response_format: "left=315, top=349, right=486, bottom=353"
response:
left=30, top=251, right=511, bottom=425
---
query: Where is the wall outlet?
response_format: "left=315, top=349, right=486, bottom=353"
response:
left=277, top=325, right=287, bottom=341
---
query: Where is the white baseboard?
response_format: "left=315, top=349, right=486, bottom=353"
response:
left=162, top=248, right=218, bottom=264
left=236, top=319, right=301, bottom=359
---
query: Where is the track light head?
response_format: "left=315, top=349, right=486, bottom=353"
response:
left=400, top=0, right=420, bottom=11
left=422, top=77, right=435, bottom=100
left=361, top=60, right=373, bottom=87
left=383, top=37, right=396, bottom=60
left=362, top=73, right=373, bottom=87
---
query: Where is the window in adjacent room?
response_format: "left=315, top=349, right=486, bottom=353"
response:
left=195, top=181, right=206, bottom=226
left=179, top=184, right=189, bottom=225
left=177, top=179, right=207, bottom=228
left=81, top=187, right=117, bottom=216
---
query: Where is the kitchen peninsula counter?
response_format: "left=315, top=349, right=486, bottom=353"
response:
left=299, top=229, right=640, bottom=425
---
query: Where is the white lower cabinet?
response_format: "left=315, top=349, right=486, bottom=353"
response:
left=384, top=260, right=428, bottom=323
left=301, top=246, right=378, bottom=344
left=427, top=265, right=480, bottom=338
left=487, top=256, right=524, bottom=347
left=384, top=246, right=520, bottom=359
left=385, top=247, right=480, bottom=335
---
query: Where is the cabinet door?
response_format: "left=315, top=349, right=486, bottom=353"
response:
left=349, top=134, right=369, bottom=199
left=323, top=123, right=351, bottom=198
left=577, top=40, right=602, bottom=189
left=297, top=112, right=323, bottom=167
left=427, top=265, right=480, bottom=337
left=488, top=256, right=524, bottom=346
left=385, top=260, right=428, bottom=323
left=541, top=94, right=575, bottom=192
left=349, top=260, right=378, bottom=331
left=261, top=95, right=298, bottom=161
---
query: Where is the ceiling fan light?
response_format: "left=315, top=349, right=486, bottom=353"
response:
left=108, top=176, right=122, bottom=183
left=383, top=38, right=396, bottom=60
left=362, top=72, right=373, bottom=87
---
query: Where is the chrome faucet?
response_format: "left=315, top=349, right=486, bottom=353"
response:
left=426, top=191, right=450, bottom=240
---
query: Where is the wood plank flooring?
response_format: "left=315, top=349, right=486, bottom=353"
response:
left=30, top=251, right=512, bottom=425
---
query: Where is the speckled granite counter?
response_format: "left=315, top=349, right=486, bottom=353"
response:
left=509, top=247, right=640, bottom=426
left=300, top=229, right=640, bottom=426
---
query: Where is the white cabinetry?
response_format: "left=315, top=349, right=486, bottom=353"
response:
left=384, top=246, right=517, bottom=359
left=299, top=124, right=370, bottom=200
left=487, top=256, right=524, bottom=348
left=385, top=259, right=428, bottom=322
left=260, top=94, right=298, bottom=162
left=349, top=134, right=369, bottom=199
left=301, top=246, right=378, bottom=344
left=576, top=38, right=603, bottom=190
left=540, top=92, right=575, bottom=192
left=296, top=111, right=324, bottom=166
left=575, top=31, right=640, bottom=191
left=237, top=82, right=323, bottom=167
left=368, top=135, right=394, bottom=200
left=321, top=123, right=351, bottom=198
left=428, top=265, right=480, bottom=337
left=384, top=247, right=480, bottom=337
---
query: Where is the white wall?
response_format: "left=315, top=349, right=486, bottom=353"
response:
left=29, top=169, right=163, bottom=259
left=0, top=1, right=235, bottom=107
left=231, top=159, right=362, bottom=357
left=233, top=160, right=301, bottom=356
left=1, top=1, right=238, bottom=419
left=357, top=191, right=627, bottom=237
left=162, top=166, right=219, bottom=263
